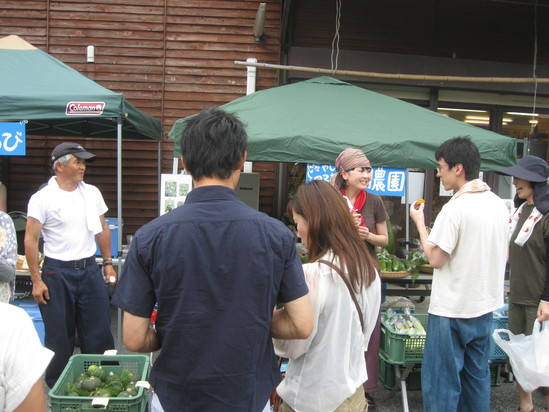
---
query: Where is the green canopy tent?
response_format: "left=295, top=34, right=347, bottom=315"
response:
left=169, top=76, right=517, bottom=251
left=0, top=35, right=161, bottom=140
left=0, top=34, right=164, bottom=256
left=169, top=76, right=516, bottom=171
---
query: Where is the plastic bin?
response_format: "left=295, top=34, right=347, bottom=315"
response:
left=95, top=217, right=119, bottom=258
left=379, top=354, right=502, bottom=389
left=490, top=363, right=502, bottom=387
left=10, top=298, right=45, bottom=345
left=490, top=307, right=508, bottom=361
left=378, top=354, right=422, bottom=390
left=380, top=313, right=428, bottom=364
left=49, top=354, right=150, bottom=412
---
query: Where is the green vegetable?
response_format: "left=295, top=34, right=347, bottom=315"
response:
left=119, top=369, right=135, bottom=387
left=105, top=371, right=118, bottom=384
left=65, top=383, right=86, bottom=397
left=412, top=316, right=426, bottom=335
left=386, top=220, right=395, bottom=254
left=81, top=376, right=102, bottom=392
left=106, top=380, right=125, bottom=397
left=94, top=388, right=112, bottom=398
left=87, top=365, right=106, bottom=381
left=64, top=368, right=141, bottom=398
left=379, top=259, right=387, bottom=271
left=117, top=389, right=135, bottom=398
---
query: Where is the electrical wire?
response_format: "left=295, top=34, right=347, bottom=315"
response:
left=530, top=0, right=539, bottom=138
left=330, top=0, right=342, bottom=74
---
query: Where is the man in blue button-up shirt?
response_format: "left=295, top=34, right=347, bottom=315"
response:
left=112, top=108, right=313, bottom=412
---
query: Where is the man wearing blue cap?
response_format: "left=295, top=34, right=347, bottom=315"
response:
left=24, top=142, right=116, bottom=388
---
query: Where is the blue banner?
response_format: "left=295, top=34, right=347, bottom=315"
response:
left=306, top=164, right=406, bottom=197
left=0, top=122, right=26, bottom=156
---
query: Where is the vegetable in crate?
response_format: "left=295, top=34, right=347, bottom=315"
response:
left=120, top=369, right=135, bottom=386
left=86, top=364, right=106, bottom=381
left=93, top=388, right=111, bottom=398
left=117, top=387, right=137, bottom=398
left=383, top=309, right=425, bottom=336
left=106, top=379, right=125, bottom=397
left=64, top=367, right=140, bottom=398
left=80, top=376, right=102, bottom=392
left=64, top=382, right=88, bottom=397
left=105, top=371, right=118, bottom=384
left=125, top=381, right=137, bottom=393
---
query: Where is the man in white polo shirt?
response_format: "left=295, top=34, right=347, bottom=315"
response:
left=410, top=136, right=508, bottom=412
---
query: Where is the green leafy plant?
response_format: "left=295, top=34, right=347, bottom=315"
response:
left=406, top=250, right=429, bottom=284
left=376, top=248, right=428, bottom=284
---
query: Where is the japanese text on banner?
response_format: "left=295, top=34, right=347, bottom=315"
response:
left=0, top=122, right=26, bottom=156
left=306, top=164, right=406, bottom=197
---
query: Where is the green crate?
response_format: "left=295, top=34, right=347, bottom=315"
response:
left=378, top=354, right=422, bottom=390
left=49, top=354, right=150, bottom=412
left=380, top=313, right=428, bottom=364
left=378, top=354, right=500, bottom=390
left=490, top=363, right=502, bottom=387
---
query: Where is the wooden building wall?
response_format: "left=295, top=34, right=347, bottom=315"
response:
left=0, top=0, right=282, bottom=237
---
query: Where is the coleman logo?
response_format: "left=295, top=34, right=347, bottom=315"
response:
left=66, top=102, right=105, bottom=115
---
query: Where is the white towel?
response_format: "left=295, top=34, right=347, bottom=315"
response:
left=46, top=177, right=65, bottom=223
left=509, top=202, right=543, bottom=247
left=78, top=182, right=103, bottom=235
left=47, top=177, right=103, bottom=235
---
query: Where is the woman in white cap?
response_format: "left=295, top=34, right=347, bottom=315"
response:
left=498, top=155, right=549, bottom=412
left=332, top=147, right=389, bottom=409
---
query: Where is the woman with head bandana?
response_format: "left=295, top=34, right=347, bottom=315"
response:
left=332, top=147, right=389, bottom=409
left=498, top=155, right=549, bottom=412
left=332, top=148, right=390, bottom=260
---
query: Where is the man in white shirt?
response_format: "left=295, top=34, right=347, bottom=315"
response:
left=25, top=142, right=116, bottom=388
left=410, top=136, right=508, bottom=412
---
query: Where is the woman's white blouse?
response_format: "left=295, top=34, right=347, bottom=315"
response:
left=273, top=252, right=381, bottom=412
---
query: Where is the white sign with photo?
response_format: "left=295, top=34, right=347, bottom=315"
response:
left=160, top=174, right=193, bottom=215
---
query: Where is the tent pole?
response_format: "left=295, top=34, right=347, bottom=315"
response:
left=172, top=157, right=178, bottom=174
left=243, top=57, right=257, bottom=173
left=405, top=169, right=410, bottom=257
left=116, top=116, right=123, bottom=350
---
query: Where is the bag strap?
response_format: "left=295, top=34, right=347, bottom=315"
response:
left=318, top=259, right=364, bottom=329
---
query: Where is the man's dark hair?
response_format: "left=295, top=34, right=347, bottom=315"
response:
left=180, top=108, right=248, bottom=180
left=435, top=136, right=480, bottom=181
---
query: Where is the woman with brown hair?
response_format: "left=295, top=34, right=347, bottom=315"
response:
left=332, top=147, right=389, bottom=409
left=273, top=180, right=381, bottom=412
